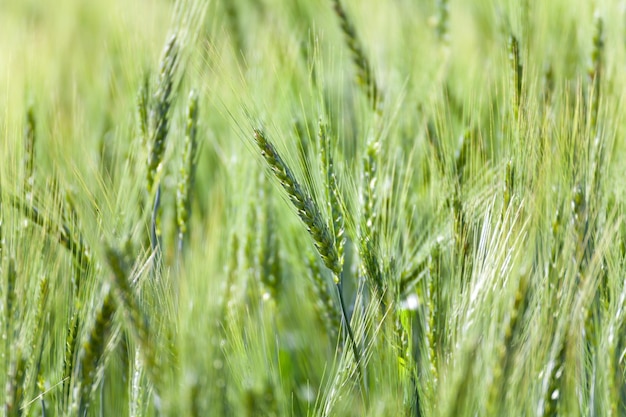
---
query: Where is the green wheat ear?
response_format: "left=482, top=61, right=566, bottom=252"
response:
left=137, top=72, right=151, bottom=149
left=145, top=33, right=180, bottom=261
left=252, top=129, right=342, bottom=280
left=24, top=104, right=36, bottom=197
left=508, top=34, right=523, bottom=121
left=5, top=350, right=26, bottom=417
left=589, top=14, right=603, bottom=132
left=22, top=274, right=49, bottom=415
left=486, top=273, right=529, bottom=414
left=104, top=247, right=163, bottom=399
left=318, top=122, right=345, bottom=270
left=176, top=90, right=200, bottom=252
left=253, top=128, right=364, bottom=387
left=330, top=0, right=382, bottom=112
left=435, top=0, right=449, bottom=43
left=307, top=253, right=341, bottom=342
left=223, top=0, right=244, bottom=61
left=73, top=289, right=117, bottom=416
left=146, top=34, right=179, bottom=197
left=258, top=182, right=282, bottom=301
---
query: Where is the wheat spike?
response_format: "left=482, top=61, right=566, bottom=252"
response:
left=253, top=129, right=342, bottom=280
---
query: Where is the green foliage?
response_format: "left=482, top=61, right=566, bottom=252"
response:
left=2, top=0, right=626, bottom=416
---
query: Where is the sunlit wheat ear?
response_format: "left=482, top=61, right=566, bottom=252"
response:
left=22, top=274, right=49, bottom=414
left=223, top=0, right=244, bottom=61
left=104, top=247, right=162, bottom=397
left=0, top=187, right=3, bottom=261
left=5, top=255, right=16, bottom=342
left=360, top=135, right=385, bottom=301
left=307, top=253, right=340, bottom=342
left=73, top=289, right=117, bottom=416
left=330, top=0, right=382, bottom=112
left=176, top=90, right=199, bottom=252
left=542, top=65, right=555, bottom=108
left=146, top=34, right=179, bottom=197
left=254, top=178, right=272, bottom=299
left=607, top=280, right=626, bottom=415
left=137, top=73, right=151, bottom=150
left=210, top=233, right=238, bottom=417
left=258, top=188, right=282, bottom=301
left=3, top=258, right=19, bottom=417
left=540, top=333, right=567, bottom=417
left=318, top=122, right=345, bottom=270
left=8, top=194, right=92, bottom=277
left=393, top=301, right=421, bottom=414
left=129, top=345, right=148, bottom=417
left=362, top=137, right=380, bottom=239
left=508, top=34, right=523, bottom=121
left=589, top=14, right=603, bottom=133
left=503, top=159, right=515, bottom=216
left=252, top=129, right=342, bottom=280
left=5, top=348, right=26, bottom=417
left=244, top=198, right=259, bottom=280
left=3, top=257, right=21, bottom=415
left=253, top=128, right=363, bottom=380
left=62, top=313, right=80, bottom=411
left=486, top=273, right=529, bottom=414
left=24, top=105, right=36, bottom=198
left=407, top=243, right=442, bottom=394
left=435, top=0, right=449, bottom=43
left=587, top=15, right=606, bottom=213
left=222, top=233, right=239, bottom=317
left=442, top=342, right=480, bottom=417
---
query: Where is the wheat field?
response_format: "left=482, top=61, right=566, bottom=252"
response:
left=1, top=0, right=626, bottom=416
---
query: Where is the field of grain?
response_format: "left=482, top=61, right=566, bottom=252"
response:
left=1, top=1, right=626, bottom=416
